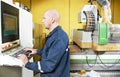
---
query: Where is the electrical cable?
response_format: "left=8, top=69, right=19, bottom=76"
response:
left=97, top=51, right=120, bottom=69
left=85, top=20, right=97, bottom=68
left=85, top=50, right=98, bottom=68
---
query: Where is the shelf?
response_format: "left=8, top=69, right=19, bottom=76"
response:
left=92, top=43, right=120, bottom=51
left=73, top=38, right=92, bottom=49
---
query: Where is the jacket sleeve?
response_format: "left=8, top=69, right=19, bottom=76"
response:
left=37, top=49, right=43, bottom=55
left=25, top=62, right=40, bottom=72
left=25, top=38, right=68, bottom=73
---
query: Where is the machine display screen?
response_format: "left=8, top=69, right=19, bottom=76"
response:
left=1, top=1, right=19, bottom=43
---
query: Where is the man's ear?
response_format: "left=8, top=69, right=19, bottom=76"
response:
left=51, top=17, right=55, bottom=23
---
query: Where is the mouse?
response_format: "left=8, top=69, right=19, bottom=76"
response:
left=26, top=50, right=32, bottom=53
left=24, top=50, right=32, bottom=59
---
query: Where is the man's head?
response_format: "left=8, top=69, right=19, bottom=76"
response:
left=42, top=10, right=60, bottom=31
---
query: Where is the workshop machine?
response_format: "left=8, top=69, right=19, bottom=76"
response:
left=71, top=0, right=120, bottom=77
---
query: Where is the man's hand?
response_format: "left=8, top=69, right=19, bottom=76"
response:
left=18, top=54, right=28, bottom=65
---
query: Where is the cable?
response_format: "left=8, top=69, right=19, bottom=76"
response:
left=85, top=50, right=98, bottom=68
left=97, top=51, right=120, bottom=69
left=85, top=18, right=97, bottom=68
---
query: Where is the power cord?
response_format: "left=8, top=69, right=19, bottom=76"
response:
left=85, top=50, right=98, bottom=68
left=97, top=51, right=120, bottom=69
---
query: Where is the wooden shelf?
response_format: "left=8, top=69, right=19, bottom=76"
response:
left=92, top=43, right=120, bottom=51
left=73, top=38, right=92, bottom=49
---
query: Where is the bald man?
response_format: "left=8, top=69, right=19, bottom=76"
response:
left=18, top=10, right=70, bottom=77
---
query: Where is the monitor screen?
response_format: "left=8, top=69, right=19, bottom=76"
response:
left=2, top=13, right=19, bottom=43
left=1, top=1, right=19, bottom=44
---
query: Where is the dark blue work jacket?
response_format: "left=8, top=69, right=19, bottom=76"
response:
left=25, top=26, right=70, bottom=77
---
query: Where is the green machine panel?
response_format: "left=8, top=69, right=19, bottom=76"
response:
left=98, top=23, right=108, bottom=45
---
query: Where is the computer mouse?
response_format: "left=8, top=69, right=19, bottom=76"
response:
left=25, top=50, right=32, bottom=59
left=26, top=50, right=32, bottom=53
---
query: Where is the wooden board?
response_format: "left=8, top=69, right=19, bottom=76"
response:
left=92, top=43, right=120, bottom=51
left=73, top=38, right=92, bottom=48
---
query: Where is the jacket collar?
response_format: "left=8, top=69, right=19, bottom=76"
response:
left=47, top=26, right=61, bottom=38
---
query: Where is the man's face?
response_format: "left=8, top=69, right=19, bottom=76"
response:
left=42, top=13, right=52, bottom=29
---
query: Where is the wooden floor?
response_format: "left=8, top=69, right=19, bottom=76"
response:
left=34, top=73, right=40, bottom=77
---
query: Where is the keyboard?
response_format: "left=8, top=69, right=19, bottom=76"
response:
left=11, top=49, right=32, bottom=59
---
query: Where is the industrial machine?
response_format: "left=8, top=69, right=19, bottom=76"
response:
left=0, top=0, right=33, bottom=77
left=71, top=0, right=120, bottom=77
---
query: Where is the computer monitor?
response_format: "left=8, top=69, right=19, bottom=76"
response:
left=1, top=1, right=19, bottom=51
left=2, top=13, right=19, bottom=43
